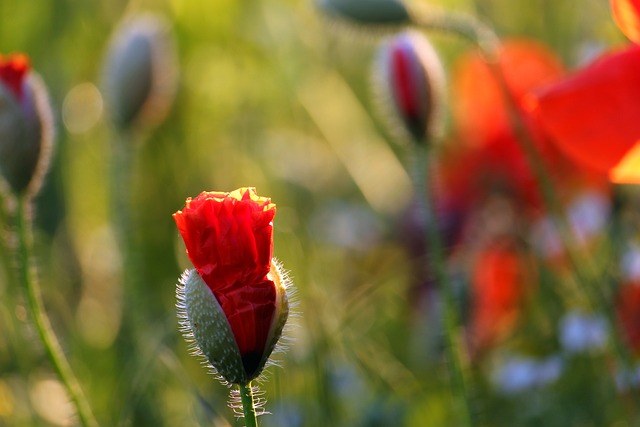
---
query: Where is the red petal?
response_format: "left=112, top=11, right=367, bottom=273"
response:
left=469, top=242, right=528, bottom=352
left=529, top=45, right=640, bottom=179
left=612, top=0, right=640, bottom=44
left=0, top=53, right=29, bottom=101
left=617, top=284, right=640, bottom=354
left=452, top=39, right=563, bottom=147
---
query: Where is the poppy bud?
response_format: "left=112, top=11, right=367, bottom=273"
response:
left=102, top=13, right=177, bottom=130
left=0, top=54, right=54, bottom=197
left=374, top=31, right=445, bottom=144
left=317, top=0, right=411, bottom=26
left=174, top=188, right=290, bottom=384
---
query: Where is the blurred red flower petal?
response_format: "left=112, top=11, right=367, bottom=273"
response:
left=452, top=39, right=564, bottom=147
left=612, top=0, right=640, bottom=44
left=0, top=53, right=29, bottom=101
left=174, top=188, right=277, bottom=363
left=528, top=45, right=640, bottom=182
left=617, top=283, right=640, bottom=353
left=469, top=241, right=529, bottom=353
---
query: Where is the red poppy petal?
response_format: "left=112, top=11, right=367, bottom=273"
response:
left=617, top=284, right=640, bottom=353
left=612, top=0, right=640, bottom=44
left=529, top=45, right=640, bottom=177
left=452, top=39, right=563, bottom=147
left=470, top=243, right=526, bottom=350
left=0, top=53, right=29, bottom=101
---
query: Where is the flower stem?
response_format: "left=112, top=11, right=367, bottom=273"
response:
left=15, top=196, right=99, bottom=427
left=239, top=382, right=259, bottom=427
left=412, top=144, right=474, bottom=427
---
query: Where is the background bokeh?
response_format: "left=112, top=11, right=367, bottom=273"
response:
left=0, top=0, right=633, bottom=426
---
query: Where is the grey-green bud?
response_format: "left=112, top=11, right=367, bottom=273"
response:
left=317, top=0, right=411, bottom=26
left=0, top=56, right=54, bottom=197
left=102, top=14, right=177, bottom=130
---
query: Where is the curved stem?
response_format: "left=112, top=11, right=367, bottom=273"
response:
left=410, top=6, right=500, bottom=58
left=239, top=382, right=258, bottom=427
left=15, top=196, right=99, bottom=427
left=412, top=144, right=474, bottom=427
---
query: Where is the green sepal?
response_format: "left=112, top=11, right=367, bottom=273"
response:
left=180, top=269, right=247, bottom=384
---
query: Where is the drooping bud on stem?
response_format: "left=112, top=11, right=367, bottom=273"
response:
left=317, top=0, right=412, bottom=26
left=102, top=13, right=178, bottom=131
left=374, top=31, right=445, bottom=144
left=0, top=54, right=54, bottom=197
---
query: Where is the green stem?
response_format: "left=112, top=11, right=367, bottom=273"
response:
left=15, top=196, right=99, bottom=427
left=239, top=382, right=258, bottom=427
left=412, top=144, right=474, bottom=427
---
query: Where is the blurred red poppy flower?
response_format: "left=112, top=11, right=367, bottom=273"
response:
left=612, top=0, right=640, bottom=44
left=174, top=188, right=283, bottom=379
left=0, top=53, right=29, bottom=100
left=445, top=39, right=590, bottom=217
left=617, top=283, right=640, bottom=354
left=528, top=45, right=640, bottom=183
left=468, top=241, right=530, bottom=354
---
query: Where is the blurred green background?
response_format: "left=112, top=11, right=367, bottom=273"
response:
left=0, top=0, right=632, bottom=426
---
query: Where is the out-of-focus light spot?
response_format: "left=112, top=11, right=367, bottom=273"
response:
left=62, top=83, right=103, bottom=134
left=622, top=246, right=640, bottom=281
left=75, top=227, right=122, bottom=349
left=76, top=296, right=120, bottom=349
left=0, top=380, right=14, bottom=417
left=14, top=305, right=27, bottom=322
left=309, top=201, right=383, bottom=251
left=491, top=353, right=563, bottom=394
left=29, top=378, right=74, bottom=426
left=559, top=311, right=608, bottom=354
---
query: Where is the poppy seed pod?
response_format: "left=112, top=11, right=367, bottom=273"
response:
left=0, top=54, right=54, bottom=197
left=174, top=188, right=290, bottom=384
left=317, top=0, right=411, bottom=26
left=102, top=13, right=177, bottom=130
left=374, top=31, right=445, bottom=144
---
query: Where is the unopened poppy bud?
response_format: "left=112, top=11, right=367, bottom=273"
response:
left=102, top=13, right=177, bottom=130
left=374, top=31, right=445, bottom=144
left=174, top=188, right=291, bottom=385
left=317, top=0, right=411, bottom=26
left=0, top=54, right=54, bottom=197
